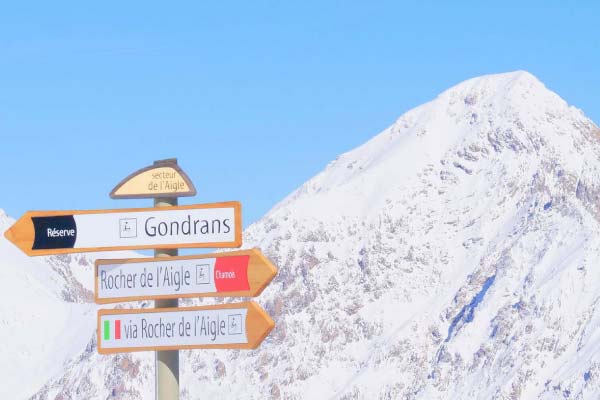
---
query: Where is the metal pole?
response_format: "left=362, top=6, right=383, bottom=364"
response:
left=154, top=195, right=179, bottom=400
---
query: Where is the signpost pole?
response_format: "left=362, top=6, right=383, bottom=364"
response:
left=154, top=194, right=179, bottom=400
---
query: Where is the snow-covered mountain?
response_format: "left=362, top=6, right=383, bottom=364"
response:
left=7, top=71, right=600, bottom=399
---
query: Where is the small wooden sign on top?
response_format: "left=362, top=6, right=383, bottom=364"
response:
left=110, top=158, right=197, bottom=199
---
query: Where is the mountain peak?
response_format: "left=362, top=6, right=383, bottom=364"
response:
left=456, top=70, right=541, bottom=89
left=436, top=70, right=558, bottom=110
left=271, top=71, right=594, bottom=217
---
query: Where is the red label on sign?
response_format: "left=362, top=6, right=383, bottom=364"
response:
left=115, top=320, right=121, bottom=340
left=214, top=255, right=250, bottom=292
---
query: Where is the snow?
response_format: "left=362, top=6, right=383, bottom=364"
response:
left=0, top=218, right=93, bottom=398
left=0, top=213, right=143, bottom=399
left=445, top=274, right=496, bottom=342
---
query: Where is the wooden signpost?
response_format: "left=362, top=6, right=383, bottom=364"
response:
left=95, top=248, right=277, bottom=304
left=3, top=158, right=276, bottom=400
left=97, top=302, right=274, bottom=354
left=4, top=202, right=242, bottom=256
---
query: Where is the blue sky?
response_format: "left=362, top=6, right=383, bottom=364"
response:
left=1, top=1, right=599, bottom=227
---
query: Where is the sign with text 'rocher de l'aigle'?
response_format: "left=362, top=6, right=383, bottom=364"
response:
left=95, top=248, right=277, bottom=304
left=98, top=302, right=274, bottom=354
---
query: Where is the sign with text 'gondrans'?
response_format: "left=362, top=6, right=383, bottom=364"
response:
left=3, top=202, right=241, bottom=256
left=95, top=249, right=277, bottom=303
left=98, top=302, right=274, bottom=353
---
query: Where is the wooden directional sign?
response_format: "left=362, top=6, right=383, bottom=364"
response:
left=97, top=302, right=274, bottom=354
left=95, top=248, right=277, bottom=304
left=4, top=202, right=241, bottom=256
left=110, top=159, right=197, bottom=199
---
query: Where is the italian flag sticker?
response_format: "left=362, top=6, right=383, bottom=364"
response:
left=103, top=320, right=121, bottom=340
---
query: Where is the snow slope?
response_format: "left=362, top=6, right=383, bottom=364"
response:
left=0, top=210, right=141, bottom=399
left=21, top=71, right=600, bottom=399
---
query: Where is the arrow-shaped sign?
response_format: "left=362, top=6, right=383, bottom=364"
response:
left=4, top=202, right=241, bottom=256
left=95, top=248, right=277, bottom=304
left=97, top=301, right=274, bottom=354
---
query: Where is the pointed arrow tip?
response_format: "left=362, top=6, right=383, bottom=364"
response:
left=246, top=301, right=275, bottom=349
left=252, top=248, right=278, bottom=277
left=249, top=248, right=278, bottom=296
left=4, top=214, right=34, bottom=256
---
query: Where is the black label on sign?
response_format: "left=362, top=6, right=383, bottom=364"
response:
left=32, top=215, right=77, bottom=249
